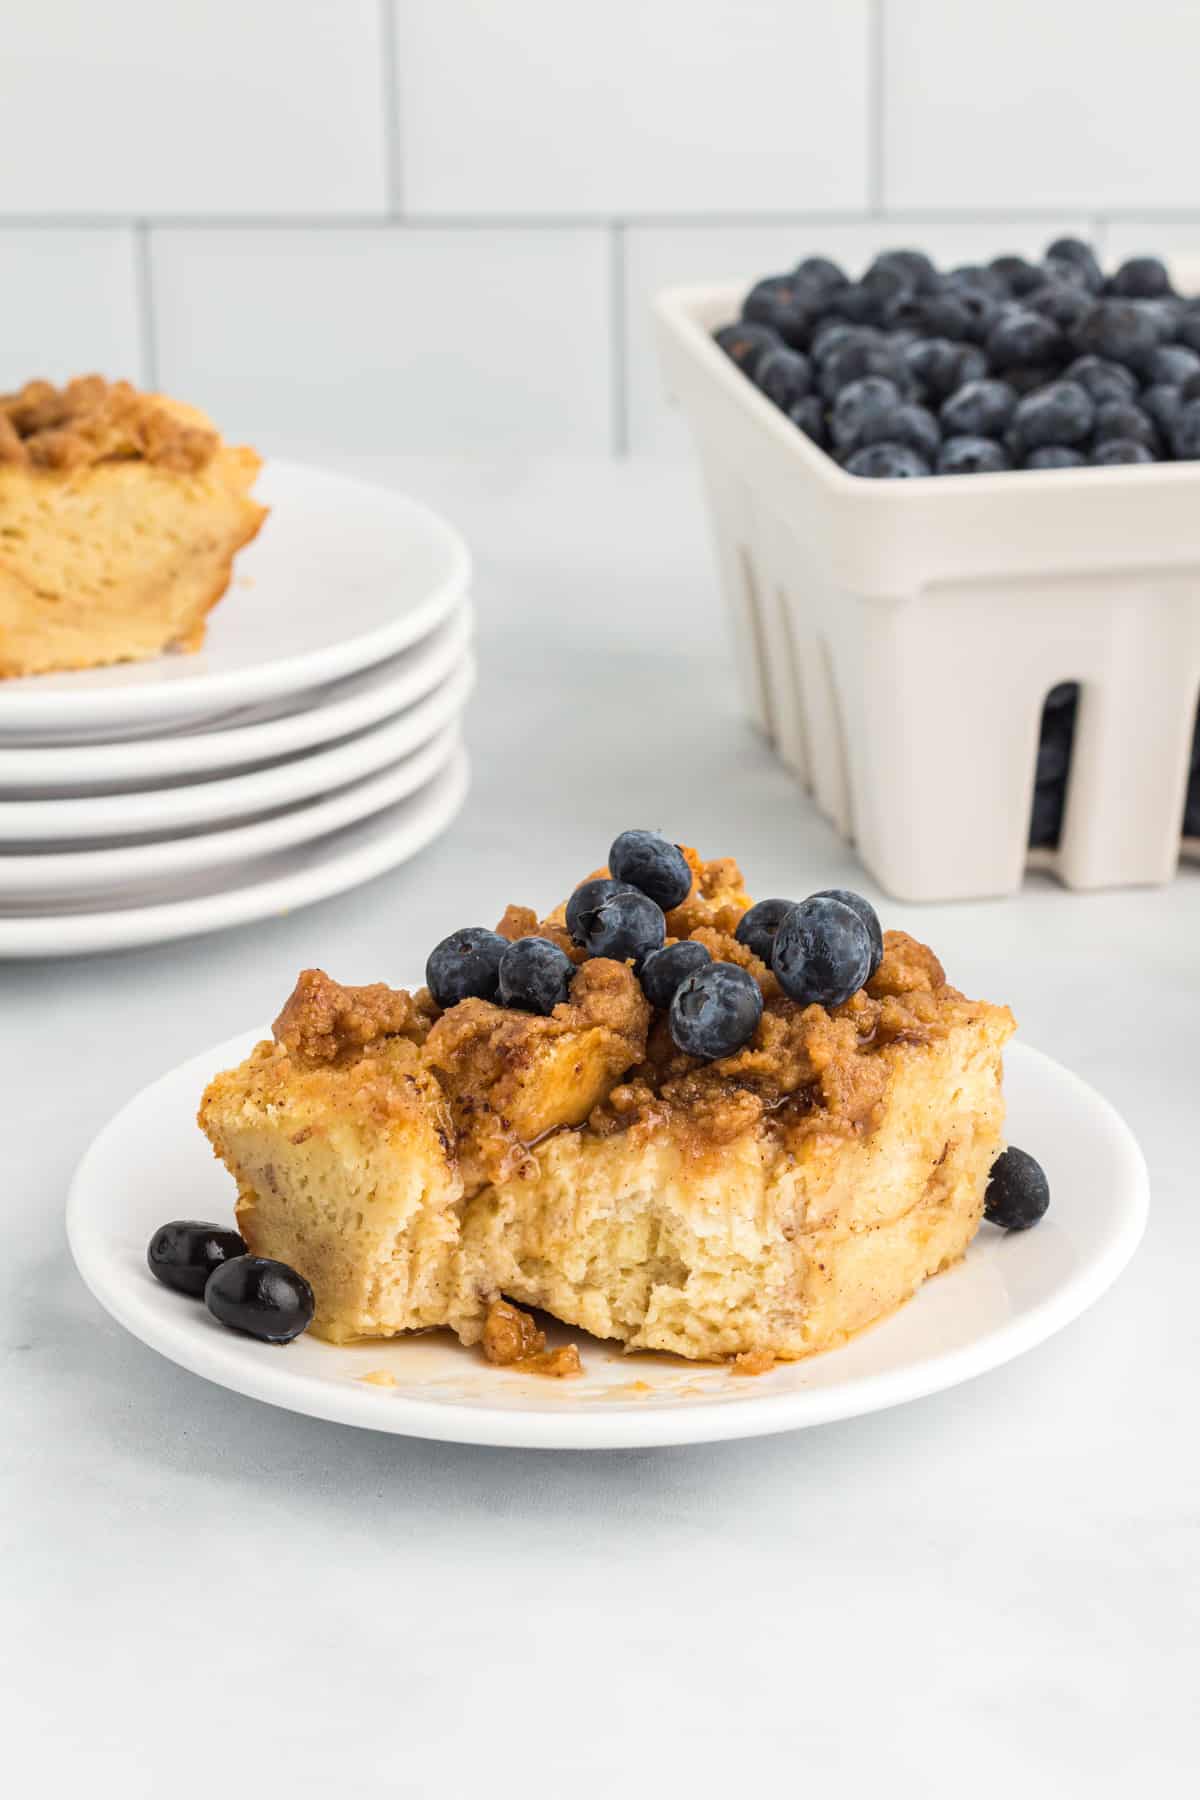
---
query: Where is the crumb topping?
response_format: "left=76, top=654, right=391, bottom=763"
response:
left=481, top=1299, right=582, bottom=1377
left=273, top=967, right=433, bottom=1064
left=0, top=375, right=218, bottom=474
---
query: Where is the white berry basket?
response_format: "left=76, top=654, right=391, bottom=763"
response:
left=655, top=278, right=1200, bottom=902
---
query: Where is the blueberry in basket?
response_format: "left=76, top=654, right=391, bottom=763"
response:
left=712, top=236, right=1200, bottom=480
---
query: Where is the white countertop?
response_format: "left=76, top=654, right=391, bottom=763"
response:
left=4, top=453, right=1196, bottom=1794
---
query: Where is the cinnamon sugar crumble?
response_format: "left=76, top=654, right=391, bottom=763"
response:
left=0, top=375, right=218, bottom=474
left=481, top=1299, right=582, bottom=1377
left=731, top=1349, right=777, bottom=1377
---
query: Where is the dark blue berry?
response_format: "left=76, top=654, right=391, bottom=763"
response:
left=567, top=887, right=665, bottom=967
left=984, top=1146, right=1051, bottom=1230
left=903, top=337, right=965, bottom=401
left=1044, top=238, right=1104, bottom=292
left=1174, top=313, right=1200, bottom=356
left=844, top=443, right=931, bottom=478
left=1145, top=344, right=1200, bottom=387
left=810, top=319, right=861, bottom=363
left=426, top=926, right=508, bottom=1009
left=869, top=248, right=940, bottom=294
left=742, top=275, right=818, bottom=348
left=734, top=897, right=794, bottom=965
left=830, top=376, right=903, bottom=451
left=1041, top=255, right=1092, bottom=291
left=1029, top=780, right=1066, bottom=847
left=1024, top=445, right=1085, bottom=470
left=788, top=395, right=828, bottom=448
left=946, top=263, right=1010, bottom=300
left=713, top=322, right=780, bottom=381
left=1010, top=381, right=1094, bottom=453
left=990, top=254, right=1044, bottom=296
left=1173, top=399, right=1200, bottom=459
left=772, top=896, right=872, bottom=1008
left=793, top=256, right=848, bottom=299
left=669, top=962, right=763, bottom=1061
left=1091, top=438, right=1154, bottom=465
left=939, top=435, right=1012, bottom=474
left=1142, top=384, right=1183, bottom=441
left=608, top=830, right=692, bottom=910
left=756, top=345, right=813, bottom=411
left=1004, top=363, right=1060, bottom=396
left=1092, top=401, right=1159, bottom=452
left=148, top=1220, right=247, bottom=1299
left=1063, top=355, right=1137, bottom=405
left=565, top=877, right=636, bottom=944
left=819, top=337, right=907, bottom=403
left=640, top=939, right=712, bottom=1011
left=1025, top=281, right=1092, bottom=333
left=497, top=937, right=577, bottom=1014
left=204, top=1255, right=315, bottom=1344
left=1071, top=300, right=1162, bottom=371
left=861, top=261, right=919, bottom=325
left=1109, top=256, right=1172, bottom=300
left=855, top=401, right=940, bottom=464
left=807, top=887, right=884, bottom=979
left=826, top=281, right=889, bottom=328
left=986, top=308, right=1063, bottom=369
left=940, top=378, right=1017, bottom=439
left=908, top=291, right=973, bottom=342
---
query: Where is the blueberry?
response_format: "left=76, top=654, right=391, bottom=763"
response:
left=1173, top=399, right=1200, bottom=459
left=669, top=962, right=763, bottom=1061
left=868, top=248, right=941, bottom=295
left=1109, top=256, right=1172, bottom=300
left=903, top=337, right=965, bottom=401
left=640, top=939, right=712, bottom=1011
left=939, top=435, right=1012, bottom=474
left=1174, top=313, right=1200, bottom=356
left=1146, top=344, right=1200, bottom=387
left=742, top=275, right=818, bottom=348
left=1040, top=255, right=1092, bottom=291
left=1146, top=382, right=1189, bottom=441
left=1023, top=445, right=1086, bottom=470
left=956, top=344, right=989, bottom=386
left=1029, top=780, right=1066, bottom=847
left=953, top=288, right=1004, bottom=344
left=567, top=886, right=665, bottom=968
left=793, top=255, right=848, bottom=299
left=1092, top=400, right=1159, bottom=452
left=946, top=263, right=1010, bottom=300
left=1091, top=438, right=1155, bottom=465
left=788, top=395, right=828, bottom=448
left=426, top=926, right=508, bottom=1009
left=772, top=896, right=872, bottom=1008
left=984, top=1146, right=1051, bottom=1231
left=844, top=443, right=932, bottom=479
left=830, top=376, right=903, bottom=451
left=1062, top=355, right=1137, bottom=405
left=826, top=281, right=889, bottom=328
left=819, top=337, right=907, bottom=403
left=756, top=345, right=813, bottom=411
left=860, top=261, right=919, bottom=326
left=1024, top=281, right=1092, bottom=333
left=497, top=936, right=577, bottom=1013
left=1071, top=300, right=1162, bottom=370
left=713, top=321, right=780, bottom=381
left=565, top=876, right=636, bottom=943
left=608, top=829, right=692, bottom=910
left=204, top=1255, right=315, bottom=1344
left=1044, top=238, right=1104, bottom=292
left=147, top=1220, right=247, bottom=1299
left=990, top=254, right=1045, bottom=297
left=986, top=308, right=1063, bottom=369
left=807, top=887, right=884, bottom=979
left=855, top=401, right=941, bottom=464
left=1004, top=363, right=1060, bottom=396
left=1010, top=381, right=1094, bottom=453
left=810, top=319, right=861, bottom=363
left=734, top=897, right=794, bottom=965
left=940, top=378, right=1017, bottom=439
left=908, top=292, right=973, bottom=342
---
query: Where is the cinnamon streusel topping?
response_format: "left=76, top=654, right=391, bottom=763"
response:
left=0, top=375, right=218, bottom=474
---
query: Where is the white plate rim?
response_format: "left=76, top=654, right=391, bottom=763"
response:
left=1, top=745, right=469, bottom=957
left=0, top=720, right=462, bottom=902
left=0, top=601, right=474, bottom=791
left=66, top=1039, right=1149, bottom=1449
left=0, top=460, right=472, bottom=734
left=0, top=654, right=475, bottom=843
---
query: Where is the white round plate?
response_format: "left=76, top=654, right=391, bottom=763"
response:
left=0, top=602, right=473, bottom=793
left=0, top=461, right=471, bottom=741
left=0, top=746, right=468, bottom=957
left=0, top=722, right=461, bottom=906
left=0, top=654, right=474, bottom=844
left=67, top=1040, right=1147, bottom=1449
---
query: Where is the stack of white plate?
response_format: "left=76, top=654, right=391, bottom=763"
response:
left=0, top=463, right=474, bottom=958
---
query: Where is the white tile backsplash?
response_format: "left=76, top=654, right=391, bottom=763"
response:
left=0, top=230, right=145, bottom=392
left=625, top=218, right=1095, bottom=455
left=0, top=1, right=387, bottom=216
left=150, top=227, right=612, bottom=455
left=883, top=0, right=1200, bottom=213
left=394, top=0, right=870, bottom=216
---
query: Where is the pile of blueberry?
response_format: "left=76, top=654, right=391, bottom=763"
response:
left=427, top=830, right=890, bottom=1063
left=147, top=1220, right=315, bottom=1343
left=714, top=238, right=1200, bottom=478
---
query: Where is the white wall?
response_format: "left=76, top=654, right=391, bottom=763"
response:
left=2, top=0, right=1198, bottom=457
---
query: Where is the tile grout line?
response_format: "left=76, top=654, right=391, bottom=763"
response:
left=6, top=208, right=1200, bottom=232
left=609, top=222, right=629, bottom=456
left=867, top=0, right=885, bottom=216
left=132, top=221, right=159, bottom=389
left=378, top=0, right=404, bottom=217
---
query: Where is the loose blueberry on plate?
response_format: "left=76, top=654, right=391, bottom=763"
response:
left=712, top=321, right=780, bottom=381
left=808, top=887, right=884, bottom=980
left=844, top=443, right=931, bottom=479
left=564, top=876, right=636, bottom=943
left=204, top=1255, right=315, bottom=1344
left=772, top=896, right=873, bottom=1008
left=426, top=926, right=508, bottom=1009
left=568, top=886, right=665, bottom=968
left=608, top=829, right=692, bottom=911
left=940, top=378, right=1017, bottom=439
left=497, top=936, right=576, bottom=1014
left=734, top=896, right=794, bottom=965
left=939, top=435, right=1012, bottom=474
left=640, top=939, right=712, bottom=1010
left=669, top=962, right=763, bottom=1061
left=147, top=1220, right=247, bottom=1299
left=983, top=1147, right=1051, bottom=1231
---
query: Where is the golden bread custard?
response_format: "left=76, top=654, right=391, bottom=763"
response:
left=199, top=848, right=1014, bottom=1366
left=0, top=375, right=265, bottom=679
